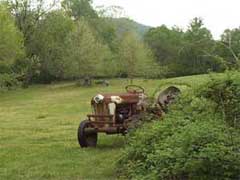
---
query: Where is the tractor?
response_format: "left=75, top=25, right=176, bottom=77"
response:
left=77, top=85, right=180, bottom=148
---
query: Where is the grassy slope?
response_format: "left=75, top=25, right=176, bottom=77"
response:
left=0, top=75, right=215, bottom=180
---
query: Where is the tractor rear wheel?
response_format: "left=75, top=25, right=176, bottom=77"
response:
left=78, top=120, right=98, bottom=148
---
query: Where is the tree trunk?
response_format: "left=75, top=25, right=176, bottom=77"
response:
left=82, top=76, right=92, bottom=86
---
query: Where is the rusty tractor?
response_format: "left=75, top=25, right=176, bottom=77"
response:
left=77, top=85, right=180, bottom=148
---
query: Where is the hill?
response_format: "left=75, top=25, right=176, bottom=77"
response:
left=111, top=18, right=151, bottom=38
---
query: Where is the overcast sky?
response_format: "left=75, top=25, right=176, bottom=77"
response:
left=93, top=0, right=240, bottom=39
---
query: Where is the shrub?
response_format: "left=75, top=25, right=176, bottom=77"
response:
left=0, top=73, right=20, bottom=90
left=199, top=73, right=240, bottom=128
left=117, top=73, right=240, bottom=180
left=147, top=121, right=240, bottom=180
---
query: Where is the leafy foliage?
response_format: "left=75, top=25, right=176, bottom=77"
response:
left=62, top=0, right=97, bottom=20
left=216, top=28, right=240, bottom=68
left=0, top=0, right=160, bottom=85
left=0, top=73, right=20, bottom=90
left=117, top=32, right=158, bottom=80
left=63, top=19, right=109, bottom=79
left=0, top=4, right=25, bottom=89
left=117, top=73, right=240, bottom=180
left=177, top=18, right=223, bottom=75
left=0, top=4, right=24, bottom=67
left=144, top=25, right=183, bottom=65
left=199, top=72, right=240, bottom=128
left=111, top=17, right=150, bottom=39
left=144, top=18, right=227, bottom=77
left=32, top=11, right=74, bottom=82
left=1, top=0, right=240, bottom=86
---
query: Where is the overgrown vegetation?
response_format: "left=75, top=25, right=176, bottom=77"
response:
left=117, top=73, right=240, bottom=179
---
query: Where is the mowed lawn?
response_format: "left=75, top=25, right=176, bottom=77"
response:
left=0, top=75, right=214, bottom=180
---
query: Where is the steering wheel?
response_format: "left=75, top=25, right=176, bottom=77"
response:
left=125, top=85, right=145, bottom=94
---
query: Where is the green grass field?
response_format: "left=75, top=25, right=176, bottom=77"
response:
left=0, top=75, right=215, bottom=180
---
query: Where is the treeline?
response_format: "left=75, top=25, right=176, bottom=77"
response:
left=0, top=0, right=155, bottom=88
left=1, top=0, right=240, bottom=89
left=145, top=18, right=240, bottom=77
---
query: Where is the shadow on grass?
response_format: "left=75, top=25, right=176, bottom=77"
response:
left=96, top=142, right=125, bottom=150
left=96, top=135, right=126, bottom=150
left=75, top=136, right=125, bottom=150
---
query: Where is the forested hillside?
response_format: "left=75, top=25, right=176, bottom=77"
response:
left=111, top=17, right=151, bottom=38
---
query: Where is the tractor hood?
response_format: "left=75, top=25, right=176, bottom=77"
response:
left=92, top=93, right=143, bottom=104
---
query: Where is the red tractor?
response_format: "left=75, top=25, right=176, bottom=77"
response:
left=77, top=85, right=180, bottom=148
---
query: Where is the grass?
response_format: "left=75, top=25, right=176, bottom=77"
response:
left=0, top=75, right=218, bottom=180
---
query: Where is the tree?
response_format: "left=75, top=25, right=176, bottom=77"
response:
left=118, top=32, right=158, bottom=82
left=144, top=25, right=184, bottom=77
left=64, top=19, right=109, bottom=85
left=216, top=28, right=240, bottom=68
left=177, top=18, right=224, bottom=76
left=32, top=11, right=74, bottom=82
left=144, top=18, right=226, bottom=77
left=62, top=0, right=97, bottom=20
left=8, top=0, right=57, bottom=54
left=0, top=4, right=24, bottom=73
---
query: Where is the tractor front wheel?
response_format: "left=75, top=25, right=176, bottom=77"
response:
left=78, top=120, right=98, bottom=148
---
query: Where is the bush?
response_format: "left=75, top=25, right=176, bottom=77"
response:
left=117, top=73, right=240, bottom=180
left=0, top=73, right=20, bottom=90
left=148, top=121, right=240, bottom=180
left=199, top=73, right=240, bottom=128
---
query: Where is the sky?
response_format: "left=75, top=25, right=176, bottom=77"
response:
left=93, top=0, right=240, bottom=39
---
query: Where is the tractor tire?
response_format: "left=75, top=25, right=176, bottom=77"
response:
left=78, top=120, right=98, bottom=148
